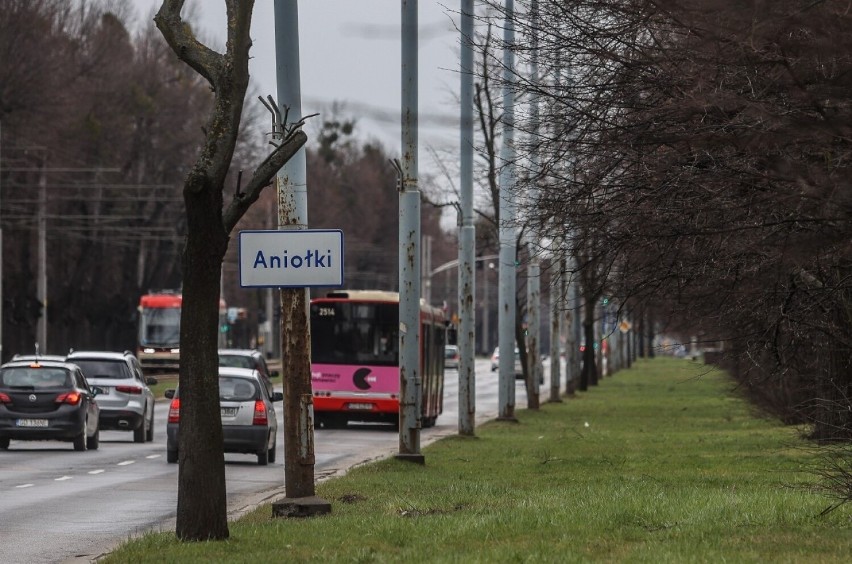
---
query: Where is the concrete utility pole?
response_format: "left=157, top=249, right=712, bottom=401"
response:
left=525, top=0, right=542, bottom=410
left=37, top=158, right=47, bottom=353
left=458, top=0, right=476, bottom=436
left=497, top=0, right=518, bottom=421
left=271, top=0, right=329, bottom=518
left=549, top=246, right=563, bottom=403
left=0, top=120, right=4, bottom=363
left=397, top=0, right=424, bottom=463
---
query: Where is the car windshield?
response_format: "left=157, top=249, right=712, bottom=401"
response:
left=218, top=355, right=255, bottom=370
left=0, top=367, right=71, bottom=388
left=71, top=359, right=131, bottom=380
left=445, top=347, right=458, bottom=358
left=219, top=377, right=257, bottom=401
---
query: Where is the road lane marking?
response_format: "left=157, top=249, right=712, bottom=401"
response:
left=145, top=454, right=161, bottom=459
left=55, top=476, right=73, bottom=481
left=88, top=469, right=105, bottom=475
left=117, top=460, right=135, bottom=466
left=16, top=483, right=34, bottom=488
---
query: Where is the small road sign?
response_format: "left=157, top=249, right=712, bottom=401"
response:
left=239, top=229, right=344, bottom=288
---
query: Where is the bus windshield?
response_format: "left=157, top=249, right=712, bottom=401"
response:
left=311, top=301, right=398, bottom=366
left=139, top=307, right=181, bottom=347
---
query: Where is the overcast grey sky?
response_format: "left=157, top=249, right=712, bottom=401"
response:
left=135, top=1, right=463, bottom=163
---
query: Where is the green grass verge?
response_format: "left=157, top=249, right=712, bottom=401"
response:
left=104, top=358, right=852, bottom=563
left=147, top=374, right=179, bottom=400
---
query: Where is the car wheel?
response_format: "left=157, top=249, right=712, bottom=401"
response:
left=268, top=442, right=276, bottom=464
left=167, top=449, right=178, bottom=464
left=145, top=406, right=154, bottom=442
left=87, top=425, right=100, bottom=450
left=133, top=408, right=146, bottom=443
left=257, top=447, right=269, bottom=466
left=73, top=424, right=87, bottom=452
left=314, top=413, right=326, bottom=429
left=0, top=437, right=9, bottom=449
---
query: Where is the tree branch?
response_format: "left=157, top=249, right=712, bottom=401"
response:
left=222, top=131, right=307, bottom=233
left=154, top=0, right=224, bottom=88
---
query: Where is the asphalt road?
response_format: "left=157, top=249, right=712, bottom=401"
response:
left=0, top=357, right=552, bottom=564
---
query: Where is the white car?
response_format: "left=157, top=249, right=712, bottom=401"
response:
left=444, top=345, right=460, bottom=369
left=165, top=367, right=283, bottom=465
left=490, top=346, right=523, bottom=376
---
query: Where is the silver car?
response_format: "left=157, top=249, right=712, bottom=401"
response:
left=165, top=367, right=282, bottom=465
left=66, top=351, right=156, bottom=443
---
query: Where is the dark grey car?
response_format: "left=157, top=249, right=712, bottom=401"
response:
left=0, top=359, right=100, bottom=451
left=165, top=367, right=282, bottom=465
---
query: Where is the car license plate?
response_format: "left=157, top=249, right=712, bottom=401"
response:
left=16, top=419, right=48, bottom=428
left=346, top=403, right=373, bottom=410
left=220, top=407, right=238, bottom=417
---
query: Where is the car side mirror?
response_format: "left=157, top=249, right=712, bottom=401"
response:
left=146, top=376, right=159, bottom=386
left=92, top=386, right=104, bottom=397
left=272, top=392, right=284, bottom=402
left=164, top=389, right=176, bottom=399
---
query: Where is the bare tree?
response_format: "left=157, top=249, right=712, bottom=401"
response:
left=154, top=0, right=306, bottom=541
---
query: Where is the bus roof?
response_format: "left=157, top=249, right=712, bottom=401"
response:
left=317, top=290, right=400, bottom=303
left=140, top=294, right=182, bottom=308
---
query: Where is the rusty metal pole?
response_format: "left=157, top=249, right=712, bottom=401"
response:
left=271, top=0, right=330, bottom=517
left=396, top=0, right=424, bottom=464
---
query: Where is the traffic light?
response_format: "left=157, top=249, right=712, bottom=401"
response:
left=602, top=297, right=609, bottom=305
left=220, top=323, right=230, bottom=334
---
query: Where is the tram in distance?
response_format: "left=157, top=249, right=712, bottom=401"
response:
left=137, top=291, right=228, bottom=371
left=310, top=290, right=446, bottom=428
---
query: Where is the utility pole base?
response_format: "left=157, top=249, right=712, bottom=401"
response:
left=394, top=453, right=426, bottom=464
left=496, top=415, right=519, bottom=423
left=272, top=496, right=331, bottom=518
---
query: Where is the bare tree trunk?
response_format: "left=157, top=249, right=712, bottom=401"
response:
left=176, top=183, right=229, bottom=540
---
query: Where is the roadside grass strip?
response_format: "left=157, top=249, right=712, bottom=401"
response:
left=102, top=358, right=852, bottom=563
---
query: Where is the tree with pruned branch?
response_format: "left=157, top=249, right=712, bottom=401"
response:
left=154, top=0, right=306, bottom=541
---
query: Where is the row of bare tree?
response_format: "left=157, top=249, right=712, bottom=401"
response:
left=0, top=0, right=454, bottom=361
left=473, top=0, right=851, bottom=445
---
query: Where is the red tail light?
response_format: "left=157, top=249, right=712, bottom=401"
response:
left=55, top=392, right=82, bottom=405
left=252, top=400, right=268, bottom=426
left=168, top=398, right=180, bottom=423
left=115, top=385, right=143, bottom=395
left=0, top=392, right=11, bottom=404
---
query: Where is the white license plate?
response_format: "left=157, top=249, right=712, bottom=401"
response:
left=16, top=419, right=48, bottom=428
left=220, top=407, right=238, bottom=417
left=347, top=403, right=373, bottom=411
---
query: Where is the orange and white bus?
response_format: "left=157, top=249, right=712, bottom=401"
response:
left=137, top=291, right=228, bottom=371
left=310, top=290, right=446, bottom=428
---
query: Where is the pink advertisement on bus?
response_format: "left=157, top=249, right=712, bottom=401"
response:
left=311, top=364, right=400, bottom=394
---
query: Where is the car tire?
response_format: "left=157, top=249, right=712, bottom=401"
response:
left=0, top=437, right=9, bottom=449
left=73, top=428, right=87, bottom=452
left=133, top=408, right=146, bottom=443
left=257, top=447, right=269, bottom=466
left=167, top=449, right=178, bottom=464
left=268, top=442, right=276, bottom=464
left=145, top=406, right=154, bottom=442
left=87, top=426, right=100, bottom=450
